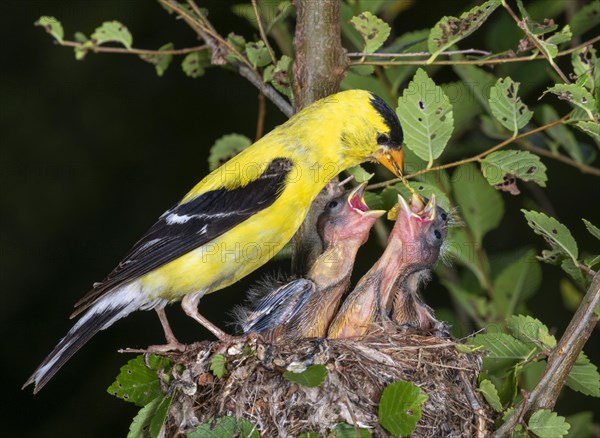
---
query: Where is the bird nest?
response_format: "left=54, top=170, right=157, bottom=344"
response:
left=163, top=326, right=493, bottom=437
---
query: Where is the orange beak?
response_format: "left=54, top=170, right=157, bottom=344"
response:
left=377, top=148, right=404, bottom=177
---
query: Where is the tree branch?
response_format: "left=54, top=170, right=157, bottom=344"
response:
left=501, top=0, right=571, bottom=83
left=350, top=35, right=600, bottom=67
left=290, top=0, right=347, bottom=275
left=366, top=113, right=573, bottom=190
left=492, top=270, right=600, bottom=437
left=61, top=40, right=208, bottom=56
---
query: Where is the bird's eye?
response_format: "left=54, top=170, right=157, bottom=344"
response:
left=328, top=200, right=339, bottom=209
left=441, top=212, right=447, bottom=221
left=377, top=133, right=390, bottom=145
left=434, top=229, right=442, bottom=239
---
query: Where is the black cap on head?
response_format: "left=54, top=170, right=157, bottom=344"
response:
left=369, top=93, right=403, bottom=149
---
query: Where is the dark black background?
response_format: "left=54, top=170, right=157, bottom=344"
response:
left=2, top=1, right=598, bottom=436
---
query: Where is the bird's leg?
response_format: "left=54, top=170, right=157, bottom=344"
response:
left=181, top=292, right=234, bottom=342
left=144, top=307, right=186, bottom=353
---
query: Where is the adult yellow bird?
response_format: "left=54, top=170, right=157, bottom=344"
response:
left=24, top=90, right=404, bottom=392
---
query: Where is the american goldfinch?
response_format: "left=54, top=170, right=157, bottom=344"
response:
left=327, top=194, right=447, bottom=339
left=237, top=183, right=384, bottom=340
left=24, top=90, right=404, bottom=393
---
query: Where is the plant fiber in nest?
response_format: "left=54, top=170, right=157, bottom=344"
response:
left=163, top=328, right=493, bottom=437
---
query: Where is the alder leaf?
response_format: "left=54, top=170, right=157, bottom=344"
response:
left=522, top=210, right=578, bottom=264
left=489, top=77, right=533, bottom=136
left=91, top=21, right=133, bottom=49
left=528, top=410, right=571, bottom=438
left=481, top=150, right=547, bottom=188
left=35, top=16, right=64, bottom=44
left=378, top=381, right=428, bottom=437
left=350, top=11, right=391, bottom=54
left=427, top=0, right=501, bottom=63
left=396, top=68, right=454, bottom=167
left=544, top=84, right=597, bottom=121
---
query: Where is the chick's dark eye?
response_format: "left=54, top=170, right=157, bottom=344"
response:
left=377, top=133, right=390, bottom=145
left=434, top=229, right=442, bottom=239
left=328, top=200, right=339, bottom=209
left=441, top=213, right=447, bottom=221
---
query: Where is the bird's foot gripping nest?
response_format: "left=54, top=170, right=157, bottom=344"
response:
left=159, top=327, right=493, bottom=437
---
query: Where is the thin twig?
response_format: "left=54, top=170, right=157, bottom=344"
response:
left=239, top=65, right=293, bottom=117
left=251, top=0, right=277, bottom=65
left=518, top=141, right=600, bottom=177
left=366, top=113, right=572, bottom=191
left=255, top=91, right=266, bottom=140
left=501, top=0, right=571, bottom=83
left=350, top=35, right=600, bottom=67
left=347, top=48, right=492, bottom=58
left=492, top=270, right=600, bottom=437
left=61, top=40, right=208, bottom=56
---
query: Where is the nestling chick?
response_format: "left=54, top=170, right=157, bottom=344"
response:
left=236, top=183, right=384, bottom=341
left=327, top=194, right=448, bottom=339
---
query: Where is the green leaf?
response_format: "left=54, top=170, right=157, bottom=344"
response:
left=442, top=82, right=483, bottom=137
left=560, top=279, right=583, bottom=312
left=565, top=412, right=595, bottom=438
left=128, top=396, right=162, bottom=438
left=529, top=410, right=571, bottom=438
left=427, top=0, right=501, bottom=63
left=107, top=355, right=171, bottom=407
left=522, top=210, right=579, bottom=263
left=349, top=11, right=391, bottom=54
left=91, top=21, right=133, bottom=49
left=208, top=134, right=252, bottom=171
left=182, top=51, right=210, bottom=78
left=210, top=354, right=227, bottom=378
left=283, top=364, right=327, bottom=388
left=560, top=258, right=588, bottom=288
left=453, top=164, right=504, bottom=246
left=507, top=315, right=556, bottom=349
left=481, top=150, right=547, bottom=188
left=265, top=55, right=293, bottom=99
left=364, top=191, right=384, bottom=211
left=536, top=26, right=572, bottom=60
left=566, top=352, right=600, bottom=397
left=479, top=379, right=502, bottom=412
left=443, top=280, right=492, bottom=322
left=571, top=47, right=597, bottom=92
left=396, top=68, right=454, bottom=167
left=537, top=105, right=583, bottom=162
left=150, top=393, right=174, bottom=438
left=188, top=416, right=260, bottom=438
left=35, top=16, right=64, bottom=44
left=583, top=219, right=600, bottom=240
left=245, top=41, right=272, bottom=68
left=570, top=0, right=600, bottom=37
left=297, top=433, right=322, bottom=438
left=575, top=121, right=600, bottom=143
left=493, top=252, right=542, bottom=317
left=346, top=165, right=374, bottom=182
left=139, top=43, right=174, bottom=77
left=452, top=64, right=497, bottom=112
left=544, top=84, right=597, bottom=121
left=489, top=77, right=533, bottom=136
left=470, top=333, right=533, bottom=373
left=378, top=381, right=428, bottom=437
left=444, top=228, right=489, bottom=288
left=331, top=423, right=371, bottom=437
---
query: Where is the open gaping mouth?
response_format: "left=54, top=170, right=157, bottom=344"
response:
left=347, top=183, right=370, bottom=213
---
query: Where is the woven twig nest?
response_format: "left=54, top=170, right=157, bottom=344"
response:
left=163, top=326, right=493, bottom=437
